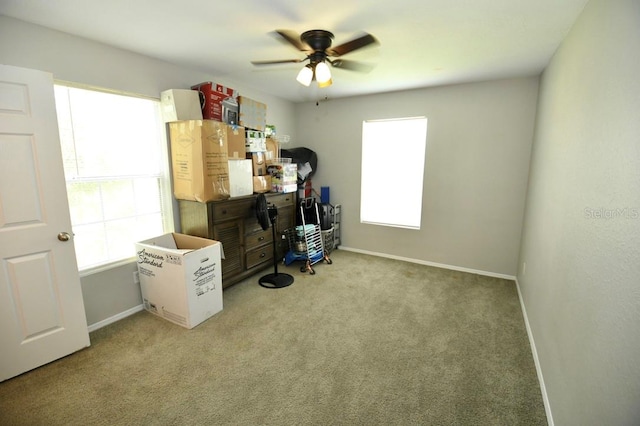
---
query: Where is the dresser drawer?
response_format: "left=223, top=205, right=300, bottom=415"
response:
left=245, top=228, right=272, bottom=251
left=269, top=193, right=295, bottom=209
left=246, top=244, right=273, bottom=269
left=245, top=216, right=266, bottom=235
left=211, top=198, right=253, bottom=222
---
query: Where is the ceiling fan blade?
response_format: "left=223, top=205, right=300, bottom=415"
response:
left=274, top=29, right=310, bottom=51
left=329, top=59, right=375, bottom=73
left=251, top=58, right=305, bottom=66
left=327, top=33, right=378, bottom=57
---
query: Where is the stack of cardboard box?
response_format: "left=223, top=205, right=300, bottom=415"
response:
left=161, top=83, right=296, bottom=203
left=245, top=131, right=296, bottom=194
left=247, top=129, right=271, bottom=193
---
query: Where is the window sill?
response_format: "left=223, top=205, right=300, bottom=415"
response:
left=78, top=257, right=137, bottom=278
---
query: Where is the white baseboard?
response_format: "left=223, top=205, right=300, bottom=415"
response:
left=87, top=304, right=144, bottom=332
left=338, top=246, right=517, bottom=280
left=515, top=277, right=554, bottom=426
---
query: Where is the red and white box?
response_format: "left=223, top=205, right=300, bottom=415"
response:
left=191, top=81, right=238, bottom=124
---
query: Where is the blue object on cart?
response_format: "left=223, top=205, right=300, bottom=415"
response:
left=284, top=250, right=306, bottom=266
left=284, top=249, right=323, bottom=266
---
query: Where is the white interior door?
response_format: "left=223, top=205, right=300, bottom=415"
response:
left=0, top=64, right=90, bottom=382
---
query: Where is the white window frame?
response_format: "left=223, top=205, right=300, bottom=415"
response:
left=54, top=81, right=174, bottom=274
left=360, top=117, right=428, bottom=229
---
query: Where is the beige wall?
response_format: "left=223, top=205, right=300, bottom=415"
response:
left=0, top=17, right=296, bottom=137
left=518, top=0, right=640, bottom=424
left=0, top=16, right=297, bottom=326
left=294, top=77, right=539, bottom=277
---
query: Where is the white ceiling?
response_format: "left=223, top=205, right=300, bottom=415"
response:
left=0, top=0, right=588, bottom=103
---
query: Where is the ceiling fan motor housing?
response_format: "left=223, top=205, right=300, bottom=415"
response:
left=301, top=30, right=334, bottom=53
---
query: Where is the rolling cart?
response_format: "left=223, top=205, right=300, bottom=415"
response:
left=284, top=198, right=332, bottom=274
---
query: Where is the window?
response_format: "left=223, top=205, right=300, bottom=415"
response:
left=54, top=84, right=173, bottom=272
left=361, top=117, right=428, bottom=229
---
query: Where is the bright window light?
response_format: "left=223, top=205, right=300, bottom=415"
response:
left=54, top=84, right=173, bottom=271
left=361, top=117, right=428, bottom=229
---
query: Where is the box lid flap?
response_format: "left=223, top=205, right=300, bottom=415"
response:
left=137, top=233, right=178, bottom=249
left=172, top=233, right=220, bottom=251
left=137, top=233, right=223, bottom=257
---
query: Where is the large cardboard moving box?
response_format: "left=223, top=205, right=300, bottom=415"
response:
left=136, top=233, right=223, bottom=329
left=169, top=120, right=230, bottom=202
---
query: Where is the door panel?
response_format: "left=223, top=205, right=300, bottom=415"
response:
left=0, top=134, right=43, bottom=225
left=0, top=65, right=90, bottom=382
left=6, top=252, right=64, bottom=340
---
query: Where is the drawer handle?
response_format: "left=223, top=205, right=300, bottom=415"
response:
left=222, top=209, right=227, bottom=214
left=258, top=236, right=264, bottom=241
left=260, top=252, right=266, bottom=258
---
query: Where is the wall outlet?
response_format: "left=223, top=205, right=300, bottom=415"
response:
left=133, top=271, right=140, bottom=284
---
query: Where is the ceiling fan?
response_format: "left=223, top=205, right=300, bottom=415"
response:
left=251, top=29, right=379, bottom=87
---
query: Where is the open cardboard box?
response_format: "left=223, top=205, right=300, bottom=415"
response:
left=136, top=233, right=224, bottom=329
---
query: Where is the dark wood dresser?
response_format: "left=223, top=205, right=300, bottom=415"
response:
left=178, top=192, right=295, bottom=288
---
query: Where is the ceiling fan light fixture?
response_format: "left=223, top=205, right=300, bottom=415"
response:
left=318, top=78, right=332, bottom=88
left=315, top=61, right=332, bottom=85
left=296, top=65, right=313, bottom=86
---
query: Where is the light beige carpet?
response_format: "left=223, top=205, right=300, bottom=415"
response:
left=0, top=250, right=546, bottom=425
